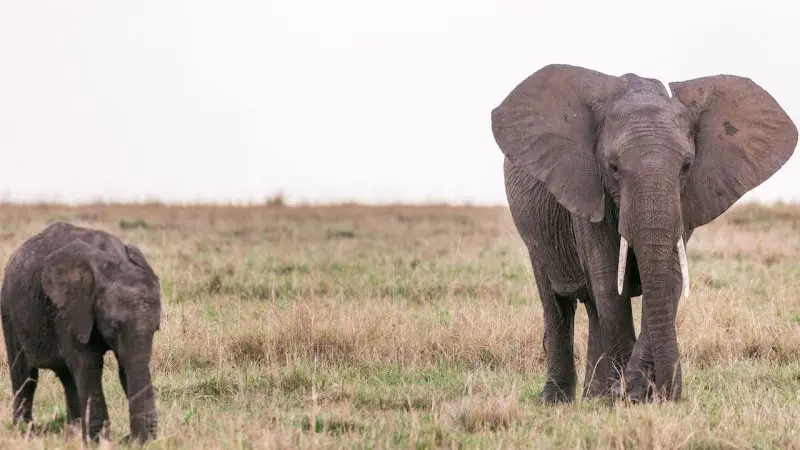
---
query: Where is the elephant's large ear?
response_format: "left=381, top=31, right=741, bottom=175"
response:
left=41, top=240, right=113, bottom=344
left=125, top=244, right=156, bottom=276
left=124, top=243, right=161, bottom=330
left=670, top=76, right=798, bottom=228
left=491, top=64, right=622, bottom=222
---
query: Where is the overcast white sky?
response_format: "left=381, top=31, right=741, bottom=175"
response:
left=0, top=0, right=798, bottom=205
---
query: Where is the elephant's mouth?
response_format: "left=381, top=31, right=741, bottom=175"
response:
left=617, top=237, right=690, bottom=300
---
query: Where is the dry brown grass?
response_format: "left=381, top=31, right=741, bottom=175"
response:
left=0, top=202, right=797, bottom=448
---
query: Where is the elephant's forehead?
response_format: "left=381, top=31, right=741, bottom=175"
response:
left=599, top=103, right=693, bottom=155
left=606, top=99, right=687, bottom=126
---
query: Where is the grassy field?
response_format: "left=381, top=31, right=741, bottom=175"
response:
left=0, top=202, right=798, bottom=449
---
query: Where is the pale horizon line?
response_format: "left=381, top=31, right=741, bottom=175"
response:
left=0, top=194, right=796, bottom=209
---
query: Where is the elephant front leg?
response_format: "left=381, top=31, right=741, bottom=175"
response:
left=583, top=298, right=612, bottom=398
left=582, top=280, right=636, bottom=399
left=614, top=318, right=656, bottom=402
left=71, top=354, right=110, bottom=442
left=533, top=265, right=578, bottom=403
left=54, top=367, right=82, bottom=429
left=583, top=298, right=614, bottom=398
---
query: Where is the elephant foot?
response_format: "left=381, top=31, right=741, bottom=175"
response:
left=582, top=357, right=632, bottom=402
left=611, top=368, right=655, bottom=403
left=582, top=375, right=614, bottom=399
left=540, top=380, right=576, bottom=404
left=81, top=421, right=111, bottom=444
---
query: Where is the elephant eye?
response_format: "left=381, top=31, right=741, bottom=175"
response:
left=681, top=156, right=693, bottom=174
left=608, top=160, right=620, bottom=178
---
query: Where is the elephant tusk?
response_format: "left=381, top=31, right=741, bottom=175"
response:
left=677, top=238, right=690, bottom=299
left=617, top=236, right=628, bottom=296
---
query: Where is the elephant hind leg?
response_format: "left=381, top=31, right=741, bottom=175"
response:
left=533, top=263, right=578, bottom=404
left=9, top=351, right=39, bottom=425
left=2, top=317, right=39, bottom=425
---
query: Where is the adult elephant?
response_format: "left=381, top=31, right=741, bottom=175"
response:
left=491, top=64, right=797, bottom=403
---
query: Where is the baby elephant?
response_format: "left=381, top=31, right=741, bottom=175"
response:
left=0, top=222, right=161, bottom=443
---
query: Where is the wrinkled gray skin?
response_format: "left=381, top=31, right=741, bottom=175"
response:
left=0, top=222, right=161, bottom=442
left=492, top=64, right=798, bottom=403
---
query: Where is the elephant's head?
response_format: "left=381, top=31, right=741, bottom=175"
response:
left=491, top=64, right=798, bottom=399
left=41, top=239, right=161, bottom=442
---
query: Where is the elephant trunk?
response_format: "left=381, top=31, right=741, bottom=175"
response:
left=634, top=237, right=683, bottom=400
left=620, top=178, right=685, bottom=400
left=122, top=352, right=158, bottom=442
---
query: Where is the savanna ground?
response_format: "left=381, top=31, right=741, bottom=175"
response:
left=0, top=201, right=798, bottom=449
